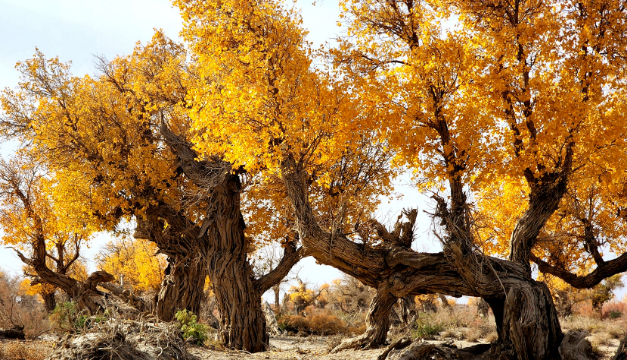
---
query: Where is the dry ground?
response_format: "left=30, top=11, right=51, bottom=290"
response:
left=1, top=316, right=624, bottom=360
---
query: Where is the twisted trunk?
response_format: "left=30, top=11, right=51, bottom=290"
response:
left=333, top=286, right=398, bottom=352
left=280, top=157, right=565, bottom=360
left=155, top=256, right=207, bottom=321
left=159, top=125, right=303, bottom=352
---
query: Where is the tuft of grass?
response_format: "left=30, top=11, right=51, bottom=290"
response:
left=608, top=311, right=622, bottom=319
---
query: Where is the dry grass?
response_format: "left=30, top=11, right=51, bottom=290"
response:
left=561, top=314, right=627, bottom=338
left=0, top=340, right=53, bottom=360
left=277, top=307, right=365, bottom=336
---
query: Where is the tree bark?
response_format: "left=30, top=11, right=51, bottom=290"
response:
left=159, top=123, right=304, bottom=352
left=332, top=286, right=398, bottom=352
left=485, top=282, right=562, bottom=360
left=612, top=335, right=627, bottom=360
left=202, top=174, right=267, bottom=351
left=155, top=256, right=207, bottom=322
left=42, top=291, right=56, bottom=312
left=280, top=156, right=565, bottom=360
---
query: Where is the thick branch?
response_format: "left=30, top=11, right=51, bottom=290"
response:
left=255, top=243, right=304, bottom=294
left=531, top=252, right=627, bottom=289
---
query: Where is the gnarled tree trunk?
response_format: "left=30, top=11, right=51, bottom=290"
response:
left=280, top=156, right=566, bottom=360
left=159, top=125, right=303, bottom=352
left=156, top=256, right=207, bottom=322
left=332, top=285, right=398, bottom=352
left=42, top=291, right=56, bottom=312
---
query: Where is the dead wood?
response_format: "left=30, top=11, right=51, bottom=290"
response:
left=0, top=325, right=25, bottom=340
left=612, top=334, right=627, bottom=360
left=263, top=301, right=282, bottom=336
left=558, top=331, right=596, bottom=360
left=44, top=318, right=194, bottom=360
left=384, top=341, right=491, bottom=360
left=376, top=337, right=412, bottom=360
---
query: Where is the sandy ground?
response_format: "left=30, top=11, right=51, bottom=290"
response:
left=187, top=335, right=623, bottom=360
left=187, top=336, right=526, bottom=360
left=0, top=333, right=622, bottom=359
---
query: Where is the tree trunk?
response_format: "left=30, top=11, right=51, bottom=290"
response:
left=273, top=284, right=281, bottom=313
left=204, top=175, right=268, bottom=352
left=156, top=256, right=207, bottom=322
left=476, top=298, right=489, bottom=318
left=485, top=281, right=563, bottom=360
left=399, top=295, right=416, bottom=325
left=159, top=125, right=304, bottom=353
left=612, top=335, right=627, bottom=360
left=42, top=291, right=56, bottom=312
left=439, top=294, right=452, bottom=311
left=332, top=287, right=397, bottom=352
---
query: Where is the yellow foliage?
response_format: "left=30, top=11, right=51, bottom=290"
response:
left=97, top=237, right=166, bottom=293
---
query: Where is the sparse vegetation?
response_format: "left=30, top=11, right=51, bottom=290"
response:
left=175, top=310, right=209, bottom=345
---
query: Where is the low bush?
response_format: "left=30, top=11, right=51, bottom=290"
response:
left=175, top=310, right=208, bottom=345
left=411, top=314, right=444, bottom=340
left=277, top=307, right=359, bottom=335
left=49, top=302, right=80, bottom=332
left=609, top=311, right=623, bottom=319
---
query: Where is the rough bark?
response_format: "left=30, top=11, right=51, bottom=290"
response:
left=280, top=156, right=565, bottom=360
left=42, top=291, right=56, bottom=312
left=155, top=256, right=207, bottom=322
left=476, top=298, right=489, bottom=318
left=612, top=335, right=627, bottom=360
left=263, top=301, right=282, bottom=336
left=399, top=295, right=416, bottom=324
left=160, top=124, right=303, bottom=352
left=332, top=286, right=398, bottom=352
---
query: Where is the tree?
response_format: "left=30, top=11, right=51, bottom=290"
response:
left=0, top=153, right=115, bottom=314
left=180, top=0, right=627, bottom=358
left=0, top=33, right=306, bottom=351
left=96, top=237, right=167, bottom=294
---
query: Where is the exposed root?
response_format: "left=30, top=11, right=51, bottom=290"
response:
left=382, top=341, right=491, bottom=360
left=0, top=325, right=25, bottom=340
left=45, top=318, right=195, bottom=360
left=611, top=334, right=627, bottom=360
left=331, top=332, right=382, bottom=353
left=558, top=330, right=596, bottom=360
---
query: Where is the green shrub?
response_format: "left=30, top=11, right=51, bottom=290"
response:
left=76, top=313, right=108, bottom=331
left=50, top=302, right=109, bottom=333
left=175, top=310, right=208, bottom=345
left=412, top=315, right=444, bottom=339
left=50, top=301, right=79, bottom=332
left=608, top=310, right=622, bottom=319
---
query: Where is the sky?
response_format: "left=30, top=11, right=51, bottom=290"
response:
left=0, top=0, right=623, bottom=304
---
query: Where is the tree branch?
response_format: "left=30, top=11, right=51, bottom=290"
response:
left=531, top=252, right=627, bottom=289
left=255, top=242, right=304, bottom=294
